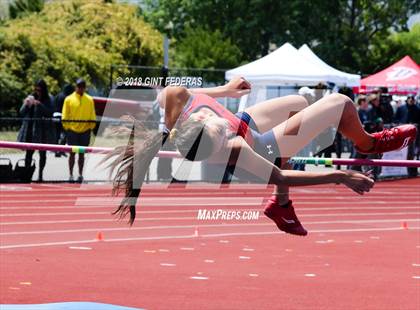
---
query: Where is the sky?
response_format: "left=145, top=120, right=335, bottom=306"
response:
left=0, top=1, right=419, bottom=29
left=408, top=12, right=420, bottom=27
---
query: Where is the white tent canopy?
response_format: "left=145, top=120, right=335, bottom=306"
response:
left=225, top=43, right=330, bottom=86
left=225, top=43, right=360, bottom=87
left=297, top=44, right=360, bottom=87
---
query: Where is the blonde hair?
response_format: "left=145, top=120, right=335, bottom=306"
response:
left=169, top=128, right=178, bottom=142
left=103, top=123, right=169, bottom=225
left=171, top=119, right=214, bottom=161
left=103, top=118, right=214, bottom=224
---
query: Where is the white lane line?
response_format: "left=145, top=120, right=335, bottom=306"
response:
left=0, top=211, right=111, bottom=217
left=412, top=263, right=420, bottom=267
left=2, top=227, right=419, bottom=250
left=2, top=192, right=418, bottom=200
left=239, top=256, right=251, bottom=260
left=1, top=219, right=114, bottom=225
left=2, top=210, right=419, bottom=225
left=0, top=197, right=420, bottom=210
left=0, top=214, right=198, bottom=219
left=1, top=210, right=418, bottom=218
left=2, top=218, right=419, bottom=235
left=0, top=201, right=262, bottom=207
left=5, top=197, right=258, bottom=203
left=4, top=204, right=420, bottom=211
left=0, top=185, right=416, bottom=195
left=160, top=263, right=176, bottom=267
left=2, top=189, right=419, bottom=197
left=1, top=239, right=98, bottom=249
left=204, top=259, right=214, bottom=263
left=315, top=240, right=334, bottom=244
left=249, top=274, right=259, bottom=277
left=0, top=185, right=32, bottom=191
left=0, top=193, right=420, bottom=206
left=0, top=193, right=109, bottom=198
left=304, top=274, right=317, bottom=277
left=19, top=282, right=32, bottom=286
left=200, top=227, right=420, bottom=238
left=0, top=235, right=196, bottom=249
left=189, top=276, right=208, bottom=280
left=68, top=246, right=92, bottom=250
left=3, top=190, right=419, bottom=198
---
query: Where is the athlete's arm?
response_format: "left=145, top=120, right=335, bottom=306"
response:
left=189, top=76, right=251, bottom=98
left=212, top=137, right=374, bottom=195
left=156, top=86, right=192, bottom=129
left=158, top=77, right=250, bottom=128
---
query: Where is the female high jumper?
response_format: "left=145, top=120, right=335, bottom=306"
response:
left=106, top=77, right=416, bottom=236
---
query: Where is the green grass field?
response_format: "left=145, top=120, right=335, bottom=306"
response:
left=0, top=132, right=19, bottom=154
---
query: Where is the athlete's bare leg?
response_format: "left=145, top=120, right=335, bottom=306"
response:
left=244, top=94, right=374, bottom=205
left=272, top=93, right=372, bottom=157
left=245, top=95, right=309, bottom=204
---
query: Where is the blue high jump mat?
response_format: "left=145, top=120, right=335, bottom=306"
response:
left=0, top=302, right=143, bottom=310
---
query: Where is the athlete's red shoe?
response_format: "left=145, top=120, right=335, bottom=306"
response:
left=355, top=124, right=417, bottom=154
left=264, top=197, right=307, bottom=236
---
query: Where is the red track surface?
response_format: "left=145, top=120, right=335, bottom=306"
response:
left=1, top=179, right=419, bottom=310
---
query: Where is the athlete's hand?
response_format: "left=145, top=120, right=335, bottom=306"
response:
left=340, top=170, right=374, bottom=195
left=223, top=76, right=251, bottom=98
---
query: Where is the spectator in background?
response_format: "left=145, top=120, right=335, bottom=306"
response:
left=356, top=95, right=373, bottom=131
left=54, top=83, right=75, bottom=157
left=395, top=95, right=420, bottom=176
left=17, top=79, right=55, bottom=182
left=368, top=90, right=394, bottom=124
left=62, top=79, right=96, bottom=183
left=350, top=96, right=383, bottom=177
left=367, top=94, right=380, bottom=121
left=394, top=95, right=419, bottom=124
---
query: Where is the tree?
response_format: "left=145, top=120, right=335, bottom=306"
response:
left=368, top=23, right=420, bottom=73
left=301, top=0, right=420, bottom=74
left=0, top=0, right=163, bottom=112
left=143, top=0, right=294, bottom=60
left=142, top=0, right=420, bottom=74
left=170, top=27, right=243, bottom=84
left=388, top=23, right=420, bottom=63
left=9, top=0, right=45, bottom=19
left=173, top=27, right=242, bottom=69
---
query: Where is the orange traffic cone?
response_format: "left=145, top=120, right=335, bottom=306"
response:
left=96, top=231, right=104, bottom=241
left=402, top=222, right=408, bottom=230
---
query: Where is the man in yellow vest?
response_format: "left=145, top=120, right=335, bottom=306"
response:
left=62, top=78, right=96, bottom=183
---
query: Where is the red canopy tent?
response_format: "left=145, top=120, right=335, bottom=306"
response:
left=356, top=56, right=419, bottom=94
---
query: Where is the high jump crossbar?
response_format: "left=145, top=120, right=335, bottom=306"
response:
left=1, top=140, right=419, bottom=167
